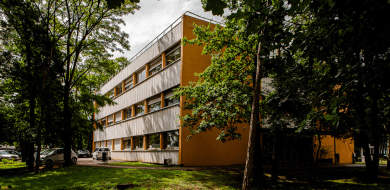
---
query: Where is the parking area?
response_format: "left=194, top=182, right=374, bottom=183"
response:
left=76, top=157, right=125, bottom=166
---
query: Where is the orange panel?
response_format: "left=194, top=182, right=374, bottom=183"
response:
left=179, top=15, right=250, bottom=166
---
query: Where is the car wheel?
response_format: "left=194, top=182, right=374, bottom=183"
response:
left=71, top=157, right=77, bottom=164
left=93, top=157, right=95, bottom=160
left=109, top=157, right=111, bottom=160
left=46, top=160, right=53, bottom=168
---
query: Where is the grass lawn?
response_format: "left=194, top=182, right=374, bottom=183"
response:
left=0, top=165, right=240, bottom=189
left=0, top=159, right=26, bottom=170
left=1, top=165, right=390, bottom=189
left=106, top=161, right=164, bottom=167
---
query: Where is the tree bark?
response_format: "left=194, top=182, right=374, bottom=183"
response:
left=242, top=42, right=263, bottom=190
left=271, top=133, right=280, bottom=183
left=387, top=134, right=389, bottom=170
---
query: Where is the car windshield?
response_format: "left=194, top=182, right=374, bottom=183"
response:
left=0, top=152, right=8, bottom=155
left=41, top=149, right=56, bottom=155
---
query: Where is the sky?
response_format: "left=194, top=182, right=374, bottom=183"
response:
left=113, top=0, right=231, bottom=59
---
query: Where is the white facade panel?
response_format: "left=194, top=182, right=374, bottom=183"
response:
left=114, top=139, right=121, bottom=150
left=94, top=105, right=180, bottom=142
left=111, top=151, right=179, bottom=165
left=99, top=23, right=182, bottom=95
left=97, top=61, right=181, bottom=119
left=95, top=142, right=99, bottom=148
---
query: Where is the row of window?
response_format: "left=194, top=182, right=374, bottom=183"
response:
left=100, top=88, right=180, bottom=126
left=107, top=45, right=181, bottom=99
left=99, top=130, right=179, bottom=151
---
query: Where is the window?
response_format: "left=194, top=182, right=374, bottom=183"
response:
left=115, top=111, right=122, bottom=123
left=125, top=78, right=133, bottom=91
left=149, top=134, right=160, bottom=148
left=136, top=103, right=145, bottom=116
left=125, top=108, right=132, bottom=120
left=135, top=136, right=143, bottom=149
left=107, top=115, right=113, bottom=125
left=149, top=59, right=162, bottom=77
left=166, top=130, right=179, bottom=148
left=148, top=96, right=161, bottom=113
left=137, top=68, right=146, bottom=83
left=124, top=139, right=131, bottom=149
left=148, top=102, right=161, bottom=112
left=165, top=89, right=179, bottom=106
left=116, top=86, right=123, bottom=95
left=102, top=120, right=106, bottom=127
left=166, top=47, right=181, bottom=65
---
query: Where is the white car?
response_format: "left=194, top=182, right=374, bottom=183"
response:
left=38, top=148, right=78, bottom=168
left=92, top=148, right=111, bottom=160
left=0, top=150, right=20, bottom=160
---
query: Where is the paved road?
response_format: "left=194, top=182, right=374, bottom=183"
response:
left=76, top=157, right=125, bottom=166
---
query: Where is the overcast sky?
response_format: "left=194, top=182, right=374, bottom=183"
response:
left=114, top=0, right=230, bottom=59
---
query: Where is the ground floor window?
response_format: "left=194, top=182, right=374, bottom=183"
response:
left=135, top=136, right=143, bottom=149
left=149, top=134, right=160, bottom=148
left=124, top=139, right=131, bottom=149
left=166, top=130, right=179, bottom=148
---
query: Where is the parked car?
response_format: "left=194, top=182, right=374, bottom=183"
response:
left=77, top=150, right=91, bottom=158
left=0, top=150, right=20, bottom=161
left=92, top=148, right=111, bottom=160
left=37, top=148, right=78, bottom=168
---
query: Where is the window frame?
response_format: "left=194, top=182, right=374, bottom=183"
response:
left=149, top=133, right=160, bottom=149
left=166, top=47, right=181, bottom=66
left=136, top=103, right=145, bottom=116
left=135, top=136, right=143, bottom=149
left=166, top=130, right=179, bottom=148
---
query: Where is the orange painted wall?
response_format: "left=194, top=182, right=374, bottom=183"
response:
left=179, top=15, right=250, bottom=166
left=313, top=135, right=354, bottom=164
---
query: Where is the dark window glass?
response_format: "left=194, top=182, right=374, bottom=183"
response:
left=135, top=136, right=143, bottom=149
left=166, top=48, right=181, bottom=65
left=165, top=96, right=180, bottom=106
left=149, top=63, right=162, bottom=76
left=108, top=121, right=113, bottom=125
left=166, top=131, right=179, bottom=148
left=149, top=134, right=160, bottom=148
left=125, top=108, right=132, bottom=119
left=125, top=82, right=133, bottom=91
left=102, top=120, right=106, bottom=127
left=124, top=139, right=131, bottom=149
left=148, top=101, right=161, bottom=113
left=136, top=104, right=145, bottom=116
left=117, top=86, right=123, bottom=94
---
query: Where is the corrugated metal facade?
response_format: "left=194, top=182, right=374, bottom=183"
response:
left=96, top=61, right=181, bottom=119
left=99, top=24, right=182, bottom=95
left=94, top=105, right=180, bottom=141
left=111, top=150, right=179, bottom=165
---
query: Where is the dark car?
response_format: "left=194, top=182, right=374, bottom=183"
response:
left=77, top=150, right=90, bottom=158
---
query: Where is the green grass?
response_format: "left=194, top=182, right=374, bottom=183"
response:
left=2, top=164, right=390, bottom=189
left=106, top=161, right=164, bottom=167
left=0, top=165, right=240, bottom=189
left=0, top=159, right=27, bottom=170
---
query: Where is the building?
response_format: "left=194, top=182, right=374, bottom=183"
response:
left=93, top=12, right=354, bottom=166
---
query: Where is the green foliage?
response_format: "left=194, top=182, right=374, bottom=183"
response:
left=177, top=19, right=257, bottom=142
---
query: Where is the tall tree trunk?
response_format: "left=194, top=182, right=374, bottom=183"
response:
left=63, top=84, right=72, bottom=167
left=370, top=92, right=379, bottom=179
left=242, top=42, right=263, bottom=190
left=271, top=133, right=280, bottom=183
left=35, top=79, right=46, bottom=174
left=387, top=134, right=389, bottom=170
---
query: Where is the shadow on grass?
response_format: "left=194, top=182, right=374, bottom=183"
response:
left=0, top=165, right=242, bottom=189
left=260, top=167, right=390, bottom=189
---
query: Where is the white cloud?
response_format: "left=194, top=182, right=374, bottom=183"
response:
left=113, top=0, right=230, bottom=59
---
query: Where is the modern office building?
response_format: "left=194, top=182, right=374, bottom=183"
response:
left=93, top=12, right=354, bottom=166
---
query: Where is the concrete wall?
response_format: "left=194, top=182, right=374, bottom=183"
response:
left=111, top=150, right=179, bottom=165
left=313, top=135, right=354, bottom=164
